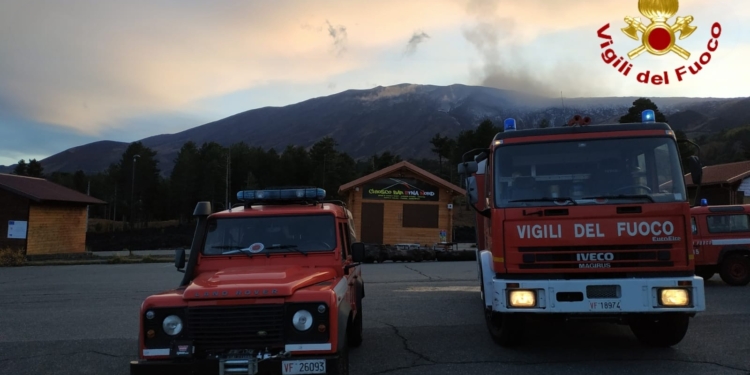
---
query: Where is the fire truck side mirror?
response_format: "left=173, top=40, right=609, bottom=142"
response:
left=688, top=156, right=702, bottom=185
left=350, top=242, right=365, bottom=263
left=175, top=249, right=186, bottom=271
left=458, top=161, right=478, bottom=175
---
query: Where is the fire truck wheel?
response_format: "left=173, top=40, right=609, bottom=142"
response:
left=328, top=336, right=349, bottom=375
left=695, top=267, right=714, bottom=281
left=719, top=254, right=750, bottom=286
left=485, top=311, right=525, bottom=347
left=347, top=292, right=363, bottom=347
left=629, top=313, right=689, bottom=347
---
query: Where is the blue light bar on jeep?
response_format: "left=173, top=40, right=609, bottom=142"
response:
left=642, top=109, right=655, bottom=123
left=236, top=188, right=326, bottom=202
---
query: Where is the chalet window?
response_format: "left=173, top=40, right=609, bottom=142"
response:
left=402, top=204, right=439, bottom=228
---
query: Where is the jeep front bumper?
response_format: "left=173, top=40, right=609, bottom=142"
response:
left=130, top=353, right=340, bottom=375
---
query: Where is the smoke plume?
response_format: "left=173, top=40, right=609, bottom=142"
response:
left=404, top=31, right=430, bottom=56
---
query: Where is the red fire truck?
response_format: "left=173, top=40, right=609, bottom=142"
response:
left=457, top=111, right=706, bottom=347
left=691, top=202, right=750, bottom=286
left=129, top=187, right=365, bottom=375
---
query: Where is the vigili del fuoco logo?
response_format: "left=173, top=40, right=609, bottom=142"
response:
left=597, top=0, right=721, bottom=85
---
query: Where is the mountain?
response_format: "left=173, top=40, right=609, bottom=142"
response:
left=2, top=83, right=749, bottom=176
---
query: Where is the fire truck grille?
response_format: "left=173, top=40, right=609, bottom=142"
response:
left=187, top=304, right=285, bottom=353
left=586, top=285, right=620, bottom=299
left=517, top=244, right=675, bottom=270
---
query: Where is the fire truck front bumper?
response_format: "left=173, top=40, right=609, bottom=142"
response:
left=484, top=276, right=705, bottom=314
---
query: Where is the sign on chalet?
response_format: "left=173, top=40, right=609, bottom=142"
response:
left=0, top=173, right=106, bottom=255
left=338, top=161, right=466, bottom=245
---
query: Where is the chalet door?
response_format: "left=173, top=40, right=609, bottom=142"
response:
left=360, top=202, right=384, bottom=244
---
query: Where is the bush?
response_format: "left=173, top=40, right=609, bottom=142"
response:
left=0, top=247, right=27, bottom=267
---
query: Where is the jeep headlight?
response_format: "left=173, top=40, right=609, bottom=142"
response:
left=292, top=309, right=313, bottom=331
left=162, top=315, right=183, bottom=336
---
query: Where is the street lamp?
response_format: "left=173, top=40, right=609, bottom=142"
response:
left=131, top=154, right=140, bottom=225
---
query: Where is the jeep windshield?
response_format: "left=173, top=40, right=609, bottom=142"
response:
left=202, top=214, right=337, bottom=255
left=494, top=136, right=687, bottom=207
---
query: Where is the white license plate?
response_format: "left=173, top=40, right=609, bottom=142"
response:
left=589, top=300, right=621, bottom=311
left=282, top=359, right=326, bottom=374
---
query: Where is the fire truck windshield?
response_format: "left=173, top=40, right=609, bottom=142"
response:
left=202, top=214, right=337, bottom=255
left=493, top=136, right=687, bottom=207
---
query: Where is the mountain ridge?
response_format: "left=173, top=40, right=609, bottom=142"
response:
left=2, top=83, right=748, bottom=176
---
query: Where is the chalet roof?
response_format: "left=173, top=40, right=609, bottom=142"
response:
left=686, top=160, right=750, bottom=187
left=0, top=173, right=106, bottom=205
left=339, top=161, right=466, bottom=195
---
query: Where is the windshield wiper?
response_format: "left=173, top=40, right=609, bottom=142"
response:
left=265, top=244, right=307, bottom=256
left=509, top=197, right=578, bottom=205
left=210, top=245, right=255, bottom=258
left=582, top=194, right=655, bottom=202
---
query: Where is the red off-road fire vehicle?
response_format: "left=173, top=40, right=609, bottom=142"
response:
left=457, top=111, right=707, bottom=347
left=691, top=202, right=750, bottom=286
left=129, top=187, right=366, bottom=375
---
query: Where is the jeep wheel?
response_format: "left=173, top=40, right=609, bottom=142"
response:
left=719, top=254, right=750, bottom=286
left=629, top=313, right=689, bottom=347
left=347, top=292, right=363, bottom=347
left=485, top=311, right=524, bottom=347
left=328, top=336, right=349, bottom=375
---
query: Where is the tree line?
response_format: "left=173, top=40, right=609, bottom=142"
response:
left=9, top=97, right=730, bottom=229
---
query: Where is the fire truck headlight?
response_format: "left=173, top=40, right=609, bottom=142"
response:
left=660, top=289, right=690, bottom=306
left=508, top=290, right=536, bottom=307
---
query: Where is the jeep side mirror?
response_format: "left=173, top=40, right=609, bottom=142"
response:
left=457, top=161, right=478, bottom=175
left=465, top=176, right=478, bottom=205
left=351, top=242, right=365, bottom=263
left=175, top=249, right=186, bottom=271
left=688, top=156, right=702, bottom=185
left=193, top=201, right=212, bottom=217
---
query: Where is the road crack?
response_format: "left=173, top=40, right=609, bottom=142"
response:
left=367, top=357, right=750, bottom=375
left=0, top=350, right=128, bottom=362
left=376, top=320, right=435, bottom=365
left=402, top=265, right=436, bottom=280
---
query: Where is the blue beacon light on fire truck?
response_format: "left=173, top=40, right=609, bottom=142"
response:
left=236, top=187, right=326, bottom=202
left=504, top=118, right=517, bottom=131
left=642, top=109, right=655, bottom=123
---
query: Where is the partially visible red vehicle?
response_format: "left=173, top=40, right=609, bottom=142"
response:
left=129, top=187, right=365, bottom=375
left=691, top=203, right=750, bottom=286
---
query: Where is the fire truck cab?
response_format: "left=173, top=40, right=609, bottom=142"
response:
left=691, top=202, right=750, bottom=286
left=458, top=111, right=706, bottom=348
left=130, top=187, right=365, bottom=375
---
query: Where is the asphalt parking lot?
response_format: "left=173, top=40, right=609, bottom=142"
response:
left=1, top=261, right=749, bottom=375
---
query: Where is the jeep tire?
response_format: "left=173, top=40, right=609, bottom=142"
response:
left=328, top=336, right=349, bottom=375
left=347, top=290, right=363, bottom=347
left=719, top=254, right=750, bottom=286
left=629, top=313, right=689, bottom=347
left=485, top=311, right=524, bottom=347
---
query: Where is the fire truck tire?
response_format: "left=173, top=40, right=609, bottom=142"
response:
left=719, top=254, right=750, bottom=286
left=628, top=313, right=689, bottom=347
left=695, top=267, right=714, bottom=281
left=485, top=311, right=525, bottom=347
left=347, top=290, right=363, bottom=348
left=328, top=336, right=349, bottom=375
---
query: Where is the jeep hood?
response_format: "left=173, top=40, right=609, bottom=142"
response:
left=183, top=265, right=336, bottom=300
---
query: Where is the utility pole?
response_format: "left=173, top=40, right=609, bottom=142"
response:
left=131, top=154, right=140, bottom=228
left=86, top=180, right=90, bottom=231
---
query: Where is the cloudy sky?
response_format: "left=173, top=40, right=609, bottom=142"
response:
left=1, top=0, right=748, bottom=166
